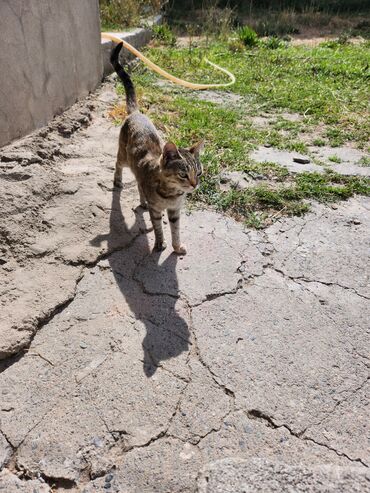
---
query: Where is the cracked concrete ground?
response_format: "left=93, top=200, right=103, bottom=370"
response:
left=0, top=79, right=369, bottom=492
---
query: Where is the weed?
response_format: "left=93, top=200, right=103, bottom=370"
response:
left=313, top=138, right=326, bottom=146
left=99, top=0, right=163, bottom=30
left=261, top=37, right=287, bottom=49
left=328, top=155, right=342, bottom=163
left=253, top=11, right=300, bottom=37
left=152, top=24, right=177, bottom=46
left=245, top=211, right=267, bottom=229
left=201, top=5, right=235, bottom=39
left=237, top=26, right=259, bottom=47
left=320, top=34, right=351, bottom=49
left=108, top=102, right=127, bottom=125
left=228, top=38, right=245, bottom=53
left=358, top=156, right=370, bottom=167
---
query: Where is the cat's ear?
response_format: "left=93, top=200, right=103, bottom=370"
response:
left=163, top=142, right=180, bottom=162
left=189, top=139, right=205, bottom=157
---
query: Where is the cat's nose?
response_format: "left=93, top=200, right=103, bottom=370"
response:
left=189, top=178, right=197, bottom=188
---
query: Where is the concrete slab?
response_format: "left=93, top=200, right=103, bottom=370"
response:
left=198, top=458, right=370, bottom=493
left=251, top=146, right=323, bottom=173
left=101, top=16, right=162, bottom=77
left=0, top=79, right=369, bottom=492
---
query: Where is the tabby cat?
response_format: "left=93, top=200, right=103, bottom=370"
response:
left=111, top=43, right=203, bottom=254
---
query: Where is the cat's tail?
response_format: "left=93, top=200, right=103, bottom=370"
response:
left=110, top=43, right=138, bottom=114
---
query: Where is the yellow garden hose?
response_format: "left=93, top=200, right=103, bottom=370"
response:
left=101, top=32, right=235, bottom=90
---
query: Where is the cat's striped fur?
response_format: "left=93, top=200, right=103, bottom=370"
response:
left=111, top=43, right=203, bottom=254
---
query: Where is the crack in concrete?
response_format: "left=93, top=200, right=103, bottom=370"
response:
left=0, top=268, right=84, bottom=373
left=191, top=283, right=243, bottom=308
left=60, top=223, right=150, bottom=269
left=21, top=470, right=77, bottom=490
left=191, top=406, right=235, bottom=446
left=272, top=267, right=369, bottom=300
left=1, top=214, right=151, bottom=370
left=185, top=298, right=236, bottom=403
left=305, top=376, right=370, bottom=432
left=3, top=407, right=53, bottom=477
left=139, top=353, right=190, bottom=384
left=246, top=409, right=368, bottom=468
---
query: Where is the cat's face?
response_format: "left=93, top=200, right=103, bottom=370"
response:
left=161, top=141, right=204, bottom=193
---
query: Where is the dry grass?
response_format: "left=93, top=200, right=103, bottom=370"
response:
left=100, top=0, right=163, bottom=30
left=241, top=8, right=370, bottom=39
left=107, top=102, right=128, bottom=125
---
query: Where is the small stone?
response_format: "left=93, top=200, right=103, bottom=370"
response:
left=293, top=157, right=310, bottom=164
left=219, top=173, right=230, bottom=184
left=247, top=171, right=265, bottom=180
left=105, top=474, right=114, bottom=482
left=264, top=143, right=272, bottom=148
left=353, top=219, right=361, bottom=225
left=79, top=342, right=88, bottom=349
left=92, top=437, right=104, bottom=448
left=104, top=483, right=111, bottom=489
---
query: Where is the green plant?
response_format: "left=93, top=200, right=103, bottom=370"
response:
left=313, top=138, right=326, bottom=146
left=237, top=26, right=258, bottom=47
left=358, top=156, right=370, bottom=166
left=320, top=33, right=351, bottom=49
left=261, top=36, right=287, bottom=49
left=228, top=38, right=245, bottom=53
left=245, top=211, right=267, bottom=229
left=328, top=155, right=342, bottom=163
left=152, top=24, right=177, bottom=46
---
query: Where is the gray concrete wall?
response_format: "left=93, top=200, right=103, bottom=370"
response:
left=101, top=16, right=162, bottom=77
left=0, top=0, right=103, bottom=148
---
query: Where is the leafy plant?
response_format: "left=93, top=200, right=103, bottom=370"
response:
left=261, top=36, right=287, bottom=49
left=152, top=24, right=177, bottom=46
left=237, top=26, right=259, bottom=47
left=228, top=38, right=245, bottom=52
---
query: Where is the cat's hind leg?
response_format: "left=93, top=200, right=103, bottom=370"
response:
left=113, top=148, right=126, bottom=188
left=168, top=208, right=187, bottom=255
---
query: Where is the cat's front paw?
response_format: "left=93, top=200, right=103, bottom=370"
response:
left=173, top=243, right=187, bottom=255
left=154, top=240, right=167, bottom=251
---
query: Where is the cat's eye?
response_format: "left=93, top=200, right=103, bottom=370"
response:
left=179, top=171, right=187, bottom=179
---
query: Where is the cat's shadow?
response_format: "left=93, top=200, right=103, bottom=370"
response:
left=90, top=188, right=190, bottom=377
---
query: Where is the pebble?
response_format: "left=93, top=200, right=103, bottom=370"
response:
left=293, top=157, right=310, bottom=164
left=79, top=342, right=88, bottom=349
left=105, top=474, right=114, bottom=482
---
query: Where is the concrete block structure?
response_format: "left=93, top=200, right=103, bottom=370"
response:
left=0, top=0, right=102, bottom=147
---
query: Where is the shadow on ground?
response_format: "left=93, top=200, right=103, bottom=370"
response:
left=91, top=188, right=190, bottom=377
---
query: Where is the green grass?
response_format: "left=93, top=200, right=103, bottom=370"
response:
left=112, top=37, right=370, bottom=227
left=358, top=156, right=370, bottom=167
left=328, top=155, right=342, bottom=163
left=139, top=39, right=370, bottom=147
left=192, top=171, right=369, bottom=224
